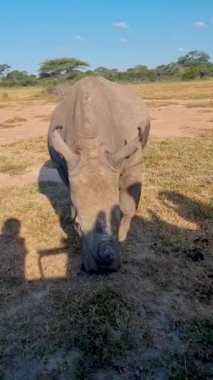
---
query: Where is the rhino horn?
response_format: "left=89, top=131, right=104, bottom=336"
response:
left=50, top=126, right=79, bottom=169
left=108, top=126, right=147, bottom=166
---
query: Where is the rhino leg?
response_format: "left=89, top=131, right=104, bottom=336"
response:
left=119, top=167, right=142, bottom=242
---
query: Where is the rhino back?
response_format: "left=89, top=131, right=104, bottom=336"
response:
left=50, top=77, right=149, bottom=146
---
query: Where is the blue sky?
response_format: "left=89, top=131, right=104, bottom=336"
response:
left=1, top=0, right=212, bottom=74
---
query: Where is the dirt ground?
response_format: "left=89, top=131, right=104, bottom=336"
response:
left=0, top=86, right=212, bottom=380
left=0, top=100, right=212, bottom=145
left=0, top=100, right=212, bottom=188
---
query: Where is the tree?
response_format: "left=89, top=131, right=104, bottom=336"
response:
left=93, top=67, right=120, bottom=81
left=3, top=70, right=37, bottom=86
left=38, top=57, right=89, bottom=79
left=0, top=64, right=11, bottom=78
left=178, top=50, right=210, bottom=66
left=94, top=67, right=109, bottom=73
left=182, top=67, right=198, bottom=80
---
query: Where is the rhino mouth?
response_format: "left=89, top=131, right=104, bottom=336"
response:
left=81, top=259, right=120, bottom=274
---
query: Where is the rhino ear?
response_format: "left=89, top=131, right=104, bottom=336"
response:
left=107, top=126, right=148, bottom=167
left=50, top=126, right=79, bottom=169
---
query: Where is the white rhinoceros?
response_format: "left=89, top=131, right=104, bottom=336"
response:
left=48, top=76, right=150, bottom=272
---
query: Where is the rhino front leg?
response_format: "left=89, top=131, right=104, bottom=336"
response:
left=119, top=167, right=142, bottom=242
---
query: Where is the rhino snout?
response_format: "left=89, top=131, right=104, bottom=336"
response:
left=81, top=234, right=120, bottom=273
left=97, top=240, right=115, bottom=264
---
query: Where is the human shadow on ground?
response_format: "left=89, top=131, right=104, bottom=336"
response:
left=0, top=218, right=27, bottom=286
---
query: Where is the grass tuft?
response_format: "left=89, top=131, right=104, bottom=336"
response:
left=0, top=116, right=27, bottom=129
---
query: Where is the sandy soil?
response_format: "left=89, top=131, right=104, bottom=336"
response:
left=0, top=101, right=212, bottom=188
left=0, top=102, right=212, bottom=146
left=0, top=103, right=55, bottom=145
left=150, top=104, right=213, bottom=138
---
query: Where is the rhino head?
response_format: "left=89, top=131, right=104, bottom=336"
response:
left=50, top=126, right=143, bottom=273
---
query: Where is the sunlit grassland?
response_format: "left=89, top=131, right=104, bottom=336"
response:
left=130, top=78, right=213, bottom=100
left=0, top=79, right=213, bottom=106
left=0, top=86, right=58, bottom=108
left=0, top=86, right=43, bottom=102
left=0, top=137, right=48, bottom=175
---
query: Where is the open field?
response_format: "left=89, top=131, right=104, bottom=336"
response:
left=1, top=78, right=213, bottom=102
left=130, top=79, right=213, bottom=100
left=0, top=81, right=213, bottom=379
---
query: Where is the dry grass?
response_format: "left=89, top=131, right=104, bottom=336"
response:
left=146, top=100, right=178, bottom=107
left=0, top=103, right=11, bottom=109
left=0, top=79, right=213, bottom=109
left=0, top=130, right=212, bottom=379
left=0, top=116, right=27, bottom=129
left=3, top=116, right=27, bottom=123
left=0, top=87, right=42, bottom=101
left=0, top=86, right=59, bottom=108
left=0, top=137, right=48, bottom=175
left=184, top=100, right=213, bottom=108
left=130, top=79, right=213, bottom=100
left=34, top=114, right=50, bottom=122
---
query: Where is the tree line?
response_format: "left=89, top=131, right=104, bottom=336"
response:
left=0, top=51, right=213, bottom=87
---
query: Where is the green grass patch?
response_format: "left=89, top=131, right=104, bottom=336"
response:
left=51, top=287, right=136, bottom=376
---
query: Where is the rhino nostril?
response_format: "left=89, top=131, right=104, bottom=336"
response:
left=101, top=247, right=114, bottom=263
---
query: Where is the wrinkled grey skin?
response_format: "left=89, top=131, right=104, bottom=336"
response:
left=48, top=76, right=150, bottom=272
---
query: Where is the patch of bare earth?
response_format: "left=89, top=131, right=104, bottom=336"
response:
left=0, top=103, right=55, bottom=145
left=150, top=103, right=213, bottom=138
